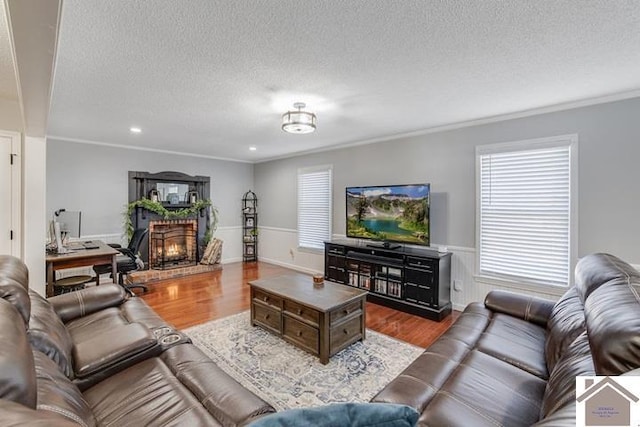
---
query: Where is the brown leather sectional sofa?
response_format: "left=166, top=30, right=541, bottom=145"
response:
left=372, top=252, right=640, bottom=426
left=0, top=255, right=275, bottom=426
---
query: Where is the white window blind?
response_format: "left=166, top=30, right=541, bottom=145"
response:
left=478, top=138, right=575, bottom=287
left=298, top=166, right=332, bottom=250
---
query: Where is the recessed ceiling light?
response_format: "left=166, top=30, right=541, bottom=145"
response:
left=249, top=146, right=257, bottom=151
left=130, top=127, right=142, bottom=133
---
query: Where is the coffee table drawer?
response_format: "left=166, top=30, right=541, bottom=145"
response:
left=253, top=289, right=282, bottom=309
left=283, top=316, right=319, bottom=354
left=330, top=314, right=363, bottom=352
left=330, top=299, right=362, bottom=325
left=284, top=300, right=320, bottom=326
left=253, top=303, right=281, bottom=333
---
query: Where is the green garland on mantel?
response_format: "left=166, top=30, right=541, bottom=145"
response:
left=124, top=198, right=218, bottom=243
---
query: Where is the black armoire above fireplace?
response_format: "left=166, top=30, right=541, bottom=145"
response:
left=128, top=171, right=211, bottom=267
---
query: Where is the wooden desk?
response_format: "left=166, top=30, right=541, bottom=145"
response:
left=45, top=241, right=119, bottom=297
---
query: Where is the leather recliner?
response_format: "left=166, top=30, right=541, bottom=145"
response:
left=0, top=255, right=275, bottom=426
left=371, top=253, right=640, bottom=426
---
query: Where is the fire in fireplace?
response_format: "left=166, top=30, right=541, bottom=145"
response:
left=149, top=219, right=197, bottom=270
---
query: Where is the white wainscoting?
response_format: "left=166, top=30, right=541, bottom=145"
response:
left=258, top=228, right=567, bottom=311
left=213, top=226, right=243, bottom=264
left=258, top=227, right=324, bottom=275
left=56, top=227, right=244, bottom=280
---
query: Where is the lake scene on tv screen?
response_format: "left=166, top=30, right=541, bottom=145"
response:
left=346, top=184, right=430, bottom=245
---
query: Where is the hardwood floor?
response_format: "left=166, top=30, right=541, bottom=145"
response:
left=141, top=261, right=459, bottom=348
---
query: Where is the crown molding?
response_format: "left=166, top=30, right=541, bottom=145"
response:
left=45, top=135, right=252, bottom=163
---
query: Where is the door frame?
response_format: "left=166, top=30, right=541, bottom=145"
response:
left=1, top=130, right=21, bottom=256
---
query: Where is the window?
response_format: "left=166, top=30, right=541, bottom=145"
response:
left=297, top=165, right=332, bottom=250
left=476, top=135, right=577, bottom=287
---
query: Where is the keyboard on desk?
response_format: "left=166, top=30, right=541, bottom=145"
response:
left=65, top=241, right=100, bottom=250
left=83, top=241, right=100, bottom=249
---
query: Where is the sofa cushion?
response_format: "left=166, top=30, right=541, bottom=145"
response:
left=420, top=350, right=546, bottom=427
left=545, top=286, right=586, bottom=372
left=540, top=331, right=594, bottom=419
left=160, top=344, right=276, bottom=425
left=477, top=313, right=548, bottom=379
left=248, top=403, right=419, bottom=427
left=0, top=299, right=36, bottom=409
left=65, top=308, right=128, bottom=343
left=33, top=350, right=96, bottom=427
left=120, top=298, right=166, bottom=329
left=83, top=356, right=219, bottom=426
left=27, top=290, right=75, bottom=379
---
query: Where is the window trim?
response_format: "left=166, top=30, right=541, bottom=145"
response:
left=475, top=134, right=578, bottom=288
left=297, top=164, right=333, bottom=252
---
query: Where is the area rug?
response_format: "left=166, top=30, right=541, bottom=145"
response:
left=183, top=311, right=423, bottom=411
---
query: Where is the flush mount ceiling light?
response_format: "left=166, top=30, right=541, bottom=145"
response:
left=282, top=102, right=317, bottom=134
left=130, top=126, right=142, bottom=134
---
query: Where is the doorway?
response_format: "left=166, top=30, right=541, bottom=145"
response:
left=0, top=131, right=21, bottom=256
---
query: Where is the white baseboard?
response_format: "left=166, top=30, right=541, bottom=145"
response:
left=259, top=257, right=322, bottom=276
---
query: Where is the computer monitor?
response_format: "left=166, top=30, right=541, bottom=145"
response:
left=57, top=211, right=82, bottom=239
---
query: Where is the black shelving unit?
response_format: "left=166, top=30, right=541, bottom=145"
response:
left=242, top=190, right=258, bottom=262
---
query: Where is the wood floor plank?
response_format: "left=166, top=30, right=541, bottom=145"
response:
left=140, top=261, right=459, bottom=348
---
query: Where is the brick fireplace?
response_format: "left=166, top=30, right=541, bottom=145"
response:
left=128, top=171, right=211, bottom=266
left=126, top=171, right=221, bottom=285
left=149, top=219, right=197, bottom=270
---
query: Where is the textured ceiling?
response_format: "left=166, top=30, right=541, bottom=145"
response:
left=0, top=1, right=18, bottom=101
left=48, top=0, right=640, bottom=162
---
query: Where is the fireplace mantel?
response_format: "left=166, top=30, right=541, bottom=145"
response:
left=128, top=171, right=211, bottom=266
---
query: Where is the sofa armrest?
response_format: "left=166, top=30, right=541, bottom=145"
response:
left=49, top=284, right=127, bottom=323
left=73, top=323, right=158, bottom=378
left=0, top=399, right=80, bottom=426
left=484, top=290, right=555, bottom=328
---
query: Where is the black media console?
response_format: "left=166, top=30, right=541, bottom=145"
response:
left=324, top=240, right=452, bottom=321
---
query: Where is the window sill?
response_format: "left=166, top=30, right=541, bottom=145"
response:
left=474, top=274, right=568, bottom=298
left=297, top=246, right=324, bottom=255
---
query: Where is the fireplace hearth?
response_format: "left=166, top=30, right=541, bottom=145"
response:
left=149, top=219, right=197, bottom=270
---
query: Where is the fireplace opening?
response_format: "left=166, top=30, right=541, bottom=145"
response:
left=149, top=220, right=197, bottom=270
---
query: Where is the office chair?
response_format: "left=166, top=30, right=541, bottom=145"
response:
left=94, top=228, right=149, bottom=294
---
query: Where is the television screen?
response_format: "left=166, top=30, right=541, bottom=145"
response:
left=346, top=184, right=430, bottom=246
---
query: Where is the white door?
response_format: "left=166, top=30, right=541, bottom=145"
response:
left=0, top=131, right=20, bottom=256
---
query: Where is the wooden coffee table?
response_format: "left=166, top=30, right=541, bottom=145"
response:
left=249, top=273, right=367, bottom=364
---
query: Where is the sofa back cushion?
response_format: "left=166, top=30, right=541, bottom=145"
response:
left=0, top=299, right=36, bottom=408
left=0, top=255, right=31, bottom=325
left=584, top=274, right=640, bottom=375
left=576, top=253, right=640, bottom=376
left=541, top=331, right=594, bottom=419
left=545, top=286, right=585, bottom=372
left=28, top=290, right=75, bottom=378
left=575, top=253, right=640, bottom=301
left=33, top=350, right=96, bottom=427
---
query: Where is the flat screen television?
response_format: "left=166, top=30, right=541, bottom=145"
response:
left=346, top=183, right=430, bottom=247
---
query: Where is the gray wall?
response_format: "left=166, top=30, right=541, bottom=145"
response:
left=254, top=97, right=640, bottom=263
left=47, top=139, right=254, bottom=237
